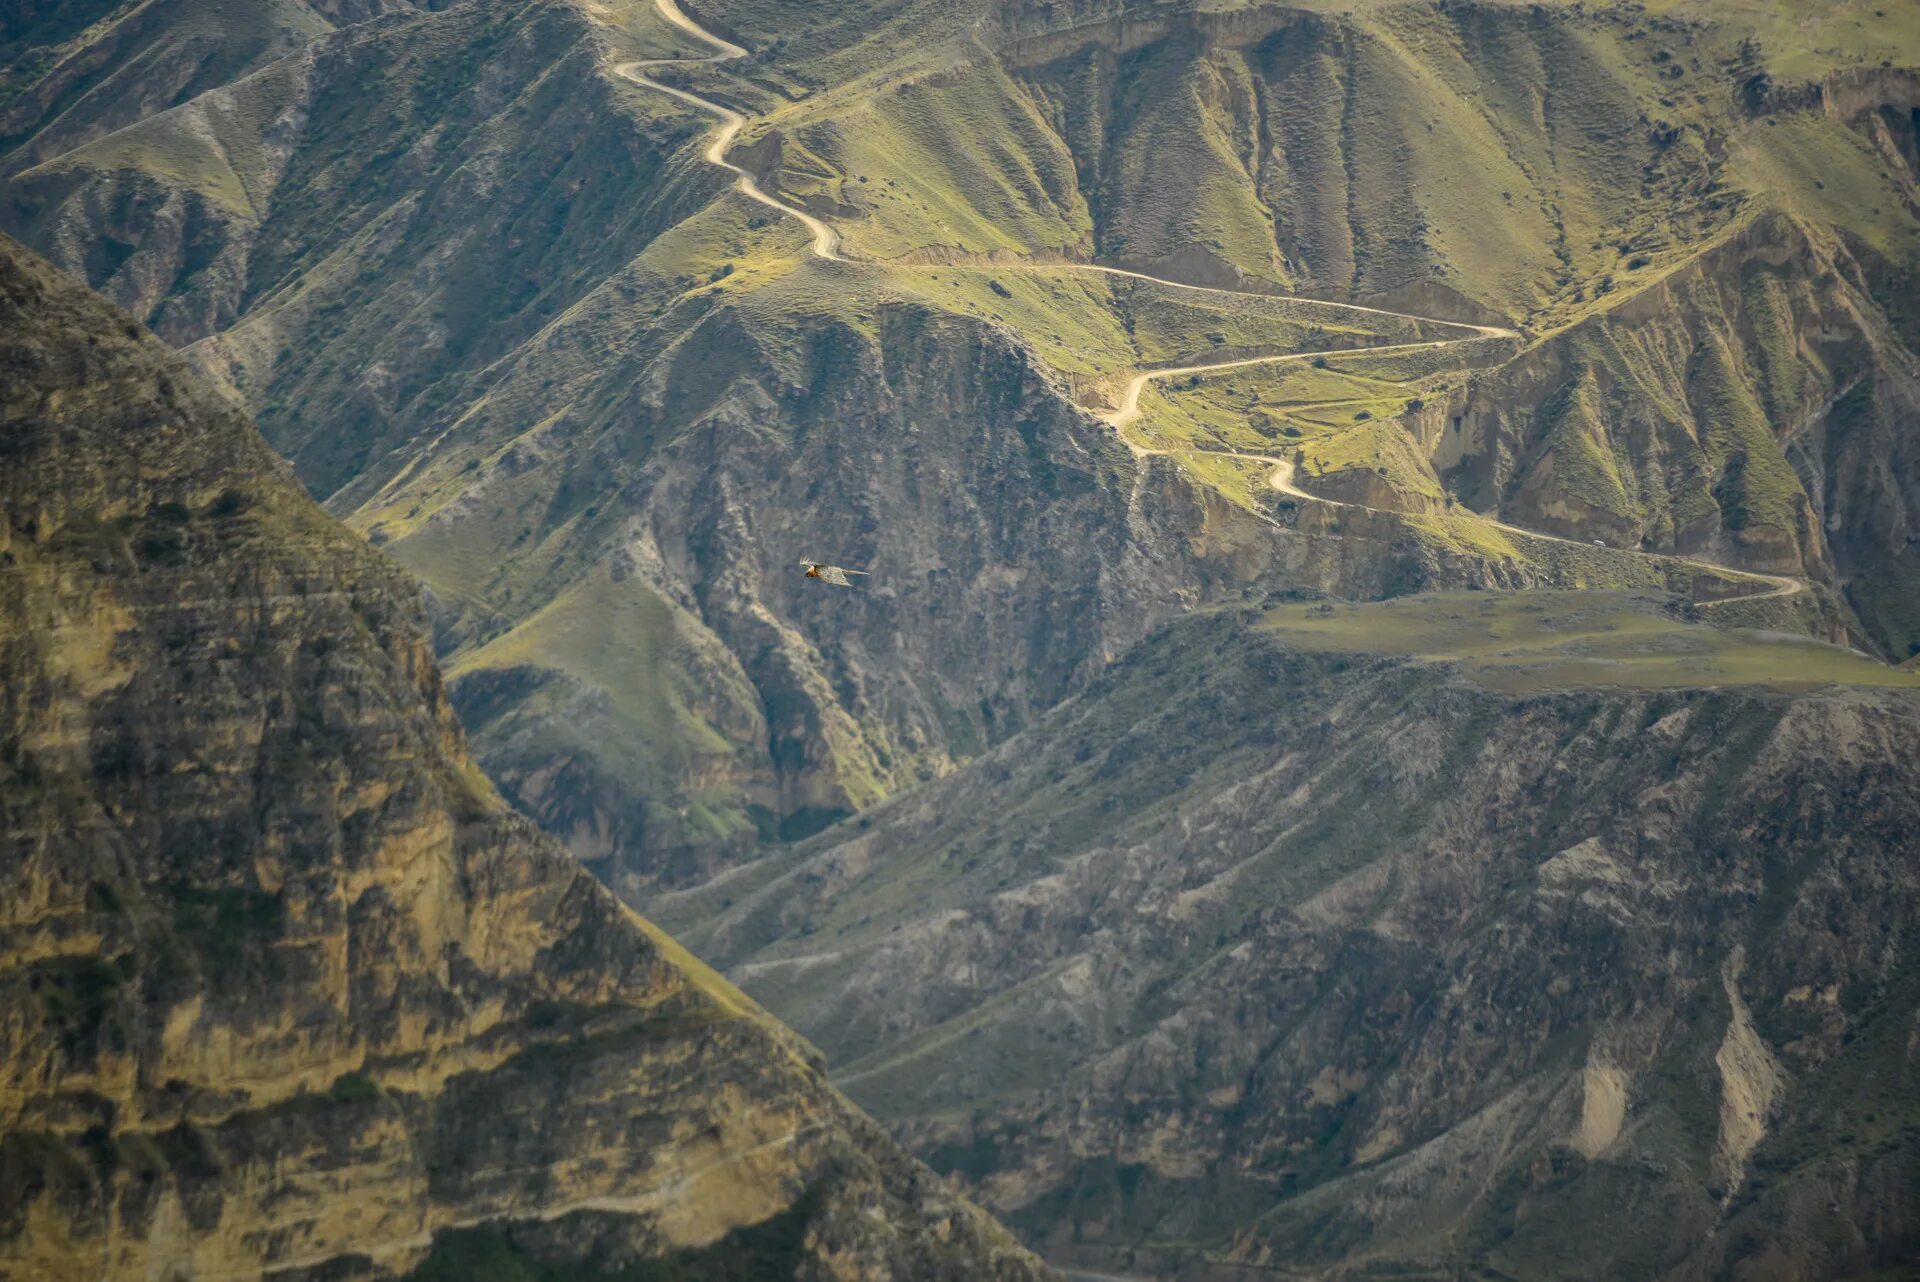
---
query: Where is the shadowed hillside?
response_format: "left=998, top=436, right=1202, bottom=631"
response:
left=659, top=593, right=1920, bottom=1279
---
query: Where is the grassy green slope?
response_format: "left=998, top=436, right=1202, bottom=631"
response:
left=444, top=564, right=775, bottom=877
left=786, top=65, right=1094, bottom=262
left=1261, top=589, right=1920, bottom=692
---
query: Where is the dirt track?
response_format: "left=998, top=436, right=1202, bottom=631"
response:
left=611, top=0, right=1806, bottom=610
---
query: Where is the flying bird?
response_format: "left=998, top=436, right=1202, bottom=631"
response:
left=800, top=561, right=868, bottom=587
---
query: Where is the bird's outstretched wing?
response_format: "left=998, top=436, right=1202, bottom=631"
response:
left=799, top=560, right=868, bottom=586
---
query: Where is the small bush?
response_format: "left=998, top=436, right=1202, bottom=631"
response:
left=328, top=1072, right=381, bottom=1104
left=206, top=489, right=251, bottom=519
left=136, top=529, right=185, bottom=566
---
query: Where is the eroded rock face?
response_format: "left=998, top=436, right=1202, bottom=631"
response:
left=0, top=234, right=1053, bottom=1282
left=660, top=611, right=1920, bottom=1280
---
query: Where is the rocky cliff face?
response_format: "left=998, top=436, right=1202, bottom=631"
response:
left=0, top=234, right=1052, bottom=1281
left=658, top=599, right=1920, bottom=1280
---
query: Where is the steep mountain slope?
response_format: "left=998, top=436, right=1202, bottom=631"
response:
left=0, top=0, right=429, bottom=176
left=1445, top=205, right=1920, bottom=652
left=0, top=234, right=1051, bottom=1281
left=2, top=0, right=1913, bottom=890
left=658, top=593, right=1920, bottom=1279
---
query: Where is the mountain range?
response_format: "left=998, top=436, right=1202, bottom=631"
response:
left=4, top=0, right=1919, bottom=1276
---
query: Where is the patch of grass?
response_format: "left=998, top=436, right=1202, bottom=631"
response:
left=328, top=1071, right=382, bottom=1104
left=1260, top=590, right=1920, bottom=693
left=1298, top=417, right=1445, bottom=502
left=1401, top=508, right=1524, bottom=561
left=1128, top=337, right=1495, bottom=463
left=169, top=883, right=283, bottom=969
left=1172, top=450, right=1271, bottom=512
left=1733, top=113, right=1920, bottom=261
left=1528, top=365, right=1640, bottom=520
left=884, top=265, right=1134, bottom=376
left=780, top=65, right=1091, bottom=262
left=430, top=566, right=772, bottom=856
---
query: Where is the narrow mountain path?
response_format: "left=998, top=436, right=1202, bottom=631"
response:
left=611, top=0, right=1807, bottom=609
left=614, top=0, right=840, bottom=259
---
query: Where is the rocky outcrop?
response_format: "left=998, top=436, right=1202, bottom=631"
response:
left=660, top=606, right=1920, bottom=1280
left=0, top=234, right=1052, bottom=1281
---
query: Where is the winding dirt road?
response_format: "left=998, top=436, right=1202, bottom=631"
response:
left=612, top=0, right=1806, bottom=608
left=614, top=0, right=840, bottom=259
